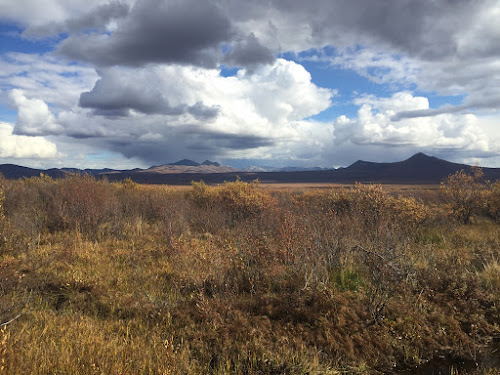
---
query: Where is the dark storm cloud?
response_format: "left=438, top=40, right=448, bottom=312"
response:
left=223, top=33, right=275, bottom=71
left=326, top=0, right=466, bottom=59
left=51, top=0, right=494, bottom=71
left=58, top=0, right=233, bottom=68
left=11, top=0, right=500, bottom=71
left=185, top=131, right=275, bottom=151
left=79, top=83, right=187, bottom=116
left=101, top=126, right=274, bottom=165
left=79, top=70, right=220, bottom=119
left=187, top=102, right=221, bottom=120
left=23, top=1, right=130, bottom=38
left=224, top=0, right=484, bottom=61
left=354, top=0, right=471, bottom=59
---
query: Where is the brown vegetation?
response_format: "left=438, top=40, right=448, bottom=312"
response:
left=0, top=174, right=499, bottom=374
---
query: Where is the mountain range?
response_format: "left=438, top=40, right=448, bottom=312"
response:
left=0, top=159, right=236, bottom=179
left=243, top=165, right=332, bottom=172
left=1, top=153, right=499, bottom=185
left=145, top=159, right=238, bottom=174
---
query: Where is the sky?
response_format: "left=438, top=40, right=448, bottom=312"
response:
left=0, top=0, right=499, bottom=169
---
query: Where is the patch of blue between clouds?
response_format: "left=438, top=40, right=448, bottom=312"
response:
left=282, top=48, right=467, bottom=121
left=0, top=107, right=17, bottom=123
left=281, top=50, right=396, bottom=121
left=0, top=23, right=59, bottom=55
left=59, top=71, right=80, bottom=78
left=219, top=64, right=240, bottom=78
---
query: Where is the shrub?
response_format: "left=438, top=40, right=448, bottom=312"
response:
left=0, top=177, right=4, bottom=221
left=389, top=195, right=430, bottom=227
left=484, top=181, right=500, bottom=223
left=324, top=189, right=352, bottom=215
left=189, top=179, right=276, bottom=222
left=0, top=176, right=5, bottom=252
left=215, top=179, right=275, bottom=220
left=2, top=174, right=63, bottom=239
left=189, top=180, right=215, bottom=209
left=290, top=189, right=352, bottom=217
left=351, top=183, right=390, bottom=232
left=440, top=168, right=485, bottom=224
left=55, top=175, right=116, bottom=235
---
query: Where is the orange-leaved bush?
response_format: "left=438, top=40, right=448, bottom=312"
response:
left=351, top=183, right=390, bottom=231
left=189, top=180, right=215, bottom=209
left=389, top=195, right=430, bottom=227
left=440, top=167, right=485, bottom=224
left=484, top=181, right=500, bottom=223
left=295, top=189, right=352, bottom=216
left=190, top=179, right=275, bottom=220
left=0, top=176, right=5, bottom=252
left=215, top=179, right=275, bottom=219
left=0, top=178, right=4, bottom=221
left=55, top=174, right=116, bottom=235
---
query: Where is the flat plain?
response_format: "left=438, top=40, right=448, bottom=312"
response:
left=0, top=174, right=499, bottom=374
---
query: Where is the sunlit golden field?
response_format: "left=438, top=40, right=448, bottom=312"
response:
left=0, top=174, right=499, bottom=374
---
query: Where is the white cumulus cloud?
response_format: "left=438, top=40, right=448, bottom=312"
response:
left=8, top=89, right=64, bottom=136
left=56, top=58, right=334, bottom=163
left=334, top=92, right=491, bottom=153
left=0, top=121, right=58, bottom=158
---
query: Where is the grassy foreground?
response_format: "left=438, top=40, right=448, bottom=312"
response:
left=0, top=174, right=499, bottom=374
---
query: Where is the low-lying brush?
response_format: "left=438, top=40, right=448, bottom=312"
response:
left=0, top=174, right=499, bottom=374
left=484, top=181, right=500, bottom=223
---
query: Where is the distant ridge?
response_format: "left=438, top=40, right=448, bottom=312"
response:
left=242, top=165, right=332, bottom=172
left=149, top=159, right=224, bottom=168
left=1, top=153, right=499, bottom=184
left=201, top=160, right=221, bottom=167
left=146, top=159, right=238, bottom=174
left=336, top=152, right=484, bottom=183
left=167, top=159, right=200, bottom=167
left=0, top=159, right=238, bottom=179
left=0, top=164, right=67, bottom=179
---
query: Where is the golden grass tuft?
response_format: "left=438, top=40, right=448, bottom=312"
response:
left=479, top=259, right=500, bottom=293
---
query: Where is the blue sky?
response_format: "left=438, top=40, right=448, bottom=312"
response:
left=0, top=0, right=499, bottom=169
left=0, top=24, right=53, bottom=54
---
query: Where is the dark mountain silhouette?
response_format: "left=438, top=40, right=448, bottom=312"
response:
left=0, top=164, right=130, bottom=179
left=334, top=152, right=488, bottom=183
left=61, top=168, right=121, bottom=175
left=201, top=160, right=220, bottom=167
left=1, top=153, right=499, bottom=184
left=0, top=164, right=67, bottom=179
left=167, top=159, right=200, bottom=167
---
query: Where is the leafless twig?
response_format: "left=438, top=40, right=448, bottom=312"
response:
left=352, top=245, right=403, bottom=275
left=0, top=313, right=21, bottom=328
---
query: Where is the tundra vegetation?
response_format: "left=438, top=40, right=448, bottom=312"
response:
left=0, top=171, right=499, bottom=374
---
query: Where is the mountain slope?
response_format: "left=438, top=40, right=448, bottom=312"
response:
left=167, top=159, right=200, bottom=167
left=145, top=159, right=238, bottom=174
left=144, top=165, right=239, bottom=174
left=335, top=152, right=494, bottom=183
left=0, top=164, right=67, bottom=179
left=1, top=153, right=500, bottom=184
left=88, top=153, right=500, bottom=184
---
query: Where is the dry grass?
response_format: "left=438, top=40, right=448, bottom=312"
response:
left=0, top=175, right=499, bottom=374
